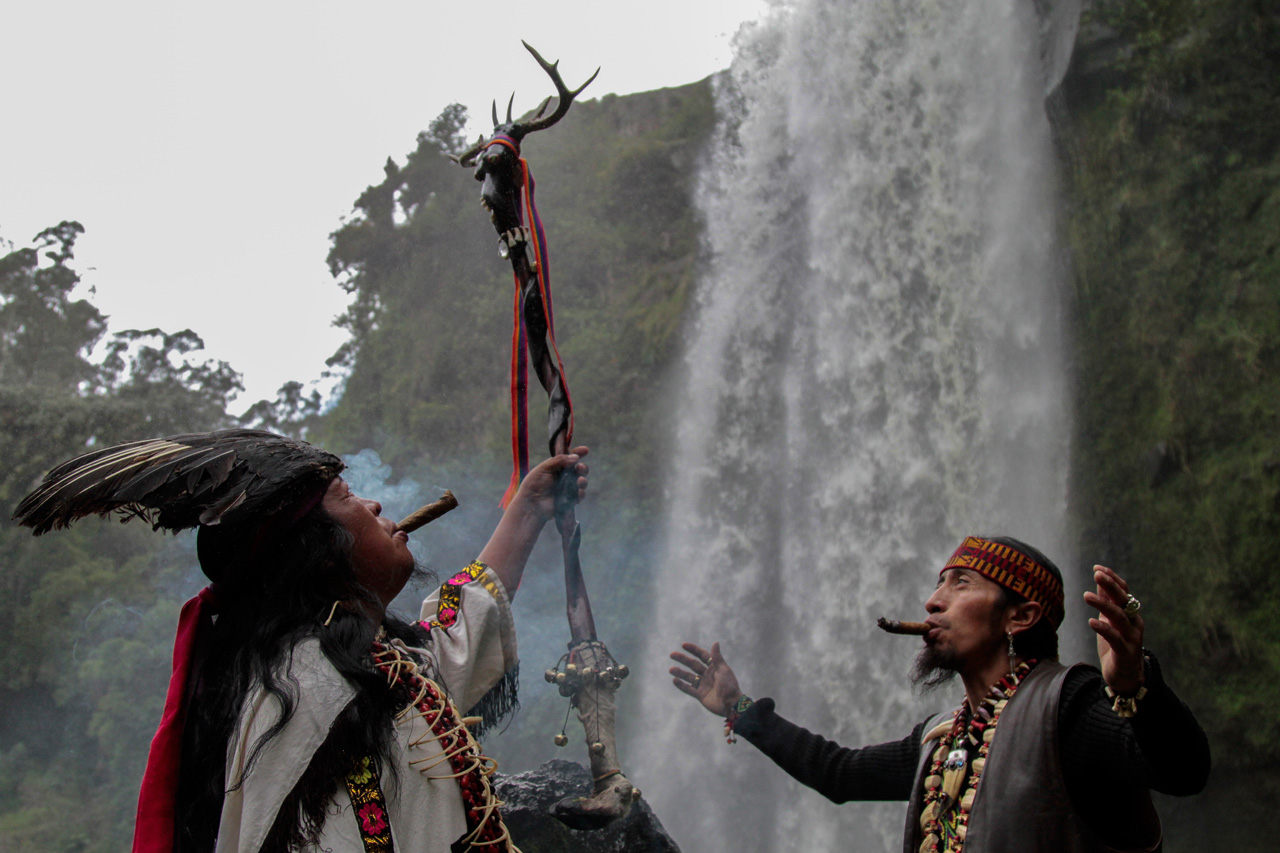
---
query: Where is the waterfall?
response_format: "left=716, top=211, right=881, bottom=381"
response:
left=630, top=0, right=1073, bottom=850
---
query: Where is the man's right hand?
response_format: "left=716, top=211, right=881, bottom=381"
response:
left=669, top=641, right=742, bottom=716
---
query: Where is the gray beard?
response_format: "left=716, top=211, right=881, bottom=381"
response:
left=910, top=644, right=959, bottom=693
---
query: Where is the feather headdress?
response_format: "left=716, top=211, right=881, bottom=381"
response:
left=13, top=429, right=344, bottom=535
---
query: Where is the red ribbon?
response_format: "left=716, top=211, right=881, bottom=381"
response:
left=131, top=585, right=220, bottom=853
left=489, top=136, right=574, bottom=507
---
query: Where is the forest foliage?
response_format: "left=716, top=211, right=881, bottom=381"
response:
left=0, top=80, right=717, bottom=851
left=2, top=1, right=1277, bottom=845
left=1062, top=0, right=1280, bottom=838
left=0, top=223, right=245, bottom=850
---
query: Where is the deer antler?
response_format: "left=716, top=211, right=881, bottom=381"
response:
left=450, top=43, right=598, bottom=166
left=511, top=41, right=600, bottom=137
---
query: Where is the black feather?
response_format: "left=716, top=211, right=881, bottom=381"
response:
left=12, top=430, right=344, bottom=535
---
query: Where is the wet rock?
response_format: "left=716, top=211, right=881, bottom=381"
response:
left=495, top=759, right=681, bottom=853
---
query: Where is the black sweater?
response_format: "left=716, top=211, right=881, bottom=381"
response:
left=732, top=655, right=1209, bottom=840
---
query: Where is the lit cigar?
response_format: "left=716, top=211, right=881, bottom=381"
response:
left=877, top=617, right=931, bottom=636
left=395, top=491, right=459, bottom=533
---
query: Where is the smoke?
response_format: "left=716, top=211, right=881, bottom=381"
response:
left=339, top=448, right=633, bottom=771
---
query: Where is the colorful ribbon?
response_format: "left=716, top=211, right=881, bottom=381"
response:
left=488, top=135, right=574, bottom=507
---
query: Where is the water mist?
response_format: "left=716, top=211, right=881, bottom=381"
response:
left=632, top=1, right=1074, bottom=850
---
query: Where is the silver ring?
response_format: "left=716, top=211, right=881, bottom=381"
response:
left=1123, top=594, right=1141, bottom=621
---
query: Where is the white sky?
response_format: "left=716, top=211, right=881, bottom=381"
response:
left=1, top=1, right=771, bottom=407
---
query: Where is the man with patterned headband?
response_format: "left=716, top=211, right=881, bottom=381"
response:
left=670, top=535, right=1209, bottom=852
left=14, top=429, right=589, bottom=853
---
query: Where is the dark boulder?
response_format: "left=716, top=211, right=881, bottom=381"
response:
left=495, top=759, right=681, bottom=853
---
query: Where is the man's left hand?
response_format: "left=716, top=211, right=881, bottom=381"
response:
left=1084, top=564, right=1144, bottom=696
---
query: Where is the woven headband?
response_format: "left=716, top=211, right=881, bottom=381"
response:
left=942, top=536, right=1065, bottom=628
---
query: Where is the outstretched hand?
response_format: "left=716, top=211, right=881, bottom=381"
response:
left=669, top=641, right=742, bottom=716
left=1083, top=564, right=1145, bottom=696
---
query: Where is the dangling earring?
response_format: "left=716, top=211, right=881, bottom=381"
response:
left=1006, top=630, right=1016, bottom=676
left=324, top=600, right=343, bottom=627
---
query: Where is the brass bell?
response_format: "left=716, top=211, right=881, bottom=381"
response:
left=544, top=669, right=558, bottom=683
left=631, top=788, right=642, bottom=800
left=554, top=733, right=568, bottom=747
left=590, top=741, right=605, bottom=755
left=617, top=665, right=630, bottom=679
left=555, top=672, right=566, bottom=685
left=566, top=663, right=578, bottom=675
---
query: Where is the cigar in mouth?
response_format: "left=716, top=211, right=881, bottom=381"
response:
left=876, top=617, right=931, bottom=636
left=395, top=491, right=459, bottom=533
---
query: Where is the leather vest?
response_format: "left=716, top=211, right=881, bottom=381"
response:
left=900, top=661, right=1162, bottom=853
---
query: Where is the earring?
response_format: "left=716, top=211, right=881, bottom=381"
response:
left=324, top=600, right=343, bottom=627
left=1006, top=630, right=1016, bottom=676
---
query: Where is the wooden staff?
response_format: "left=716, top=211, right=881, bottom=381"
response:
left=455, top=44, right=638, bottom=829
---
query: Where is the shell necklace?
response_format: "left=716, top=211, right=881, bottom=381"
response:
left=918, top=659, right=1038, bottom=853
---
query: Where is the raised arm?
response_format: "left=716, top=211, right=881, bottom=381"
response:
left=478, top=447, right=589, bottom=600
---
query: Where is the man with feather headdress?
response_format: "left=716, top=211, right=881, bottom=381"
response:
left=14, top=428, right=589, bottom=853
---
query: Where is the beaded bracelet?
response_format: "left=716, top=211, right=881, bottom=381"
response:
left=1105, top=651, right=1153, bottom=718
left=1105, top=685, right=1148, bottom=718
left=724, top=695, right=754, bottom=744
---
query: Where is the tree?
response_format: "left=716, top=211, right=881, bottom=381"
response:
left=0, top=222, right=241, bottom=851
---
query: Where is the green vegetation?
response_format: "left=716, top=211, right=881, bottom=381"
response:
left=0, top=223, right=243, bottom=850
left=0, top=82, right=717, bottom=850
left=3, top=2, right=1276, bottom=841
left=1063, top=0, right=1280, bottom=843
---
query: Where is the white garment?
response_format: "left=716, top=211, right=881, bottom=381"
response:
left=215, top=565, right=517, bottom=853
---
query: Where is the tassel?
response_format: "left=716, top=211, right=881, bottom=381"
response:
left=463, top=663, right=520, bottom=739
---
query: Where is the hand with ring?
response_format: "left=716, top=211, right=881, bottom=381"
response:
left=1083, top=564, right=1146, bottom=696
left=669, top=641, right=744, bottom=716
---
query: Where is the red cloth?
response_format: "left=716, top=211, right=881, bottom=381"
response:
left=131, top=585, right=219, bottom=853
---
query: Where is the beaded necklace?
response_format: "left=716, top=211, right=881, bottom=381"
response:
left=917, top=659, right=1038, bottom=853
left=368, top=635, right=519, bottom=852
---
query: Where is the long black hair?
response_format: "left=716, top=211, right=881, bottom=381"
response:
left=175, top=505, right=430, bottom=852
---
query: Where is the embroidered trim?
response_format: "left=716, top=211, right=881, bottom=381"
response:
left=417, top=561, right=520, bottom=737
left=344, top=755, right=393, bottom=853
left=421, top=560, right=489, bottom=632
left=943, top=537, right=1064, bottom=627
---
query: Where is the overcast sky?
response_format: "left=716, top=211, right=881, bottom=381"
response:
left=1, top=1, right=772, bottom=406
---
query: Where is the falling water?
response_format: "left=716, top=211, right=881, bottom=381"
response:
left=631, top=0, right=1074, bottom=850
